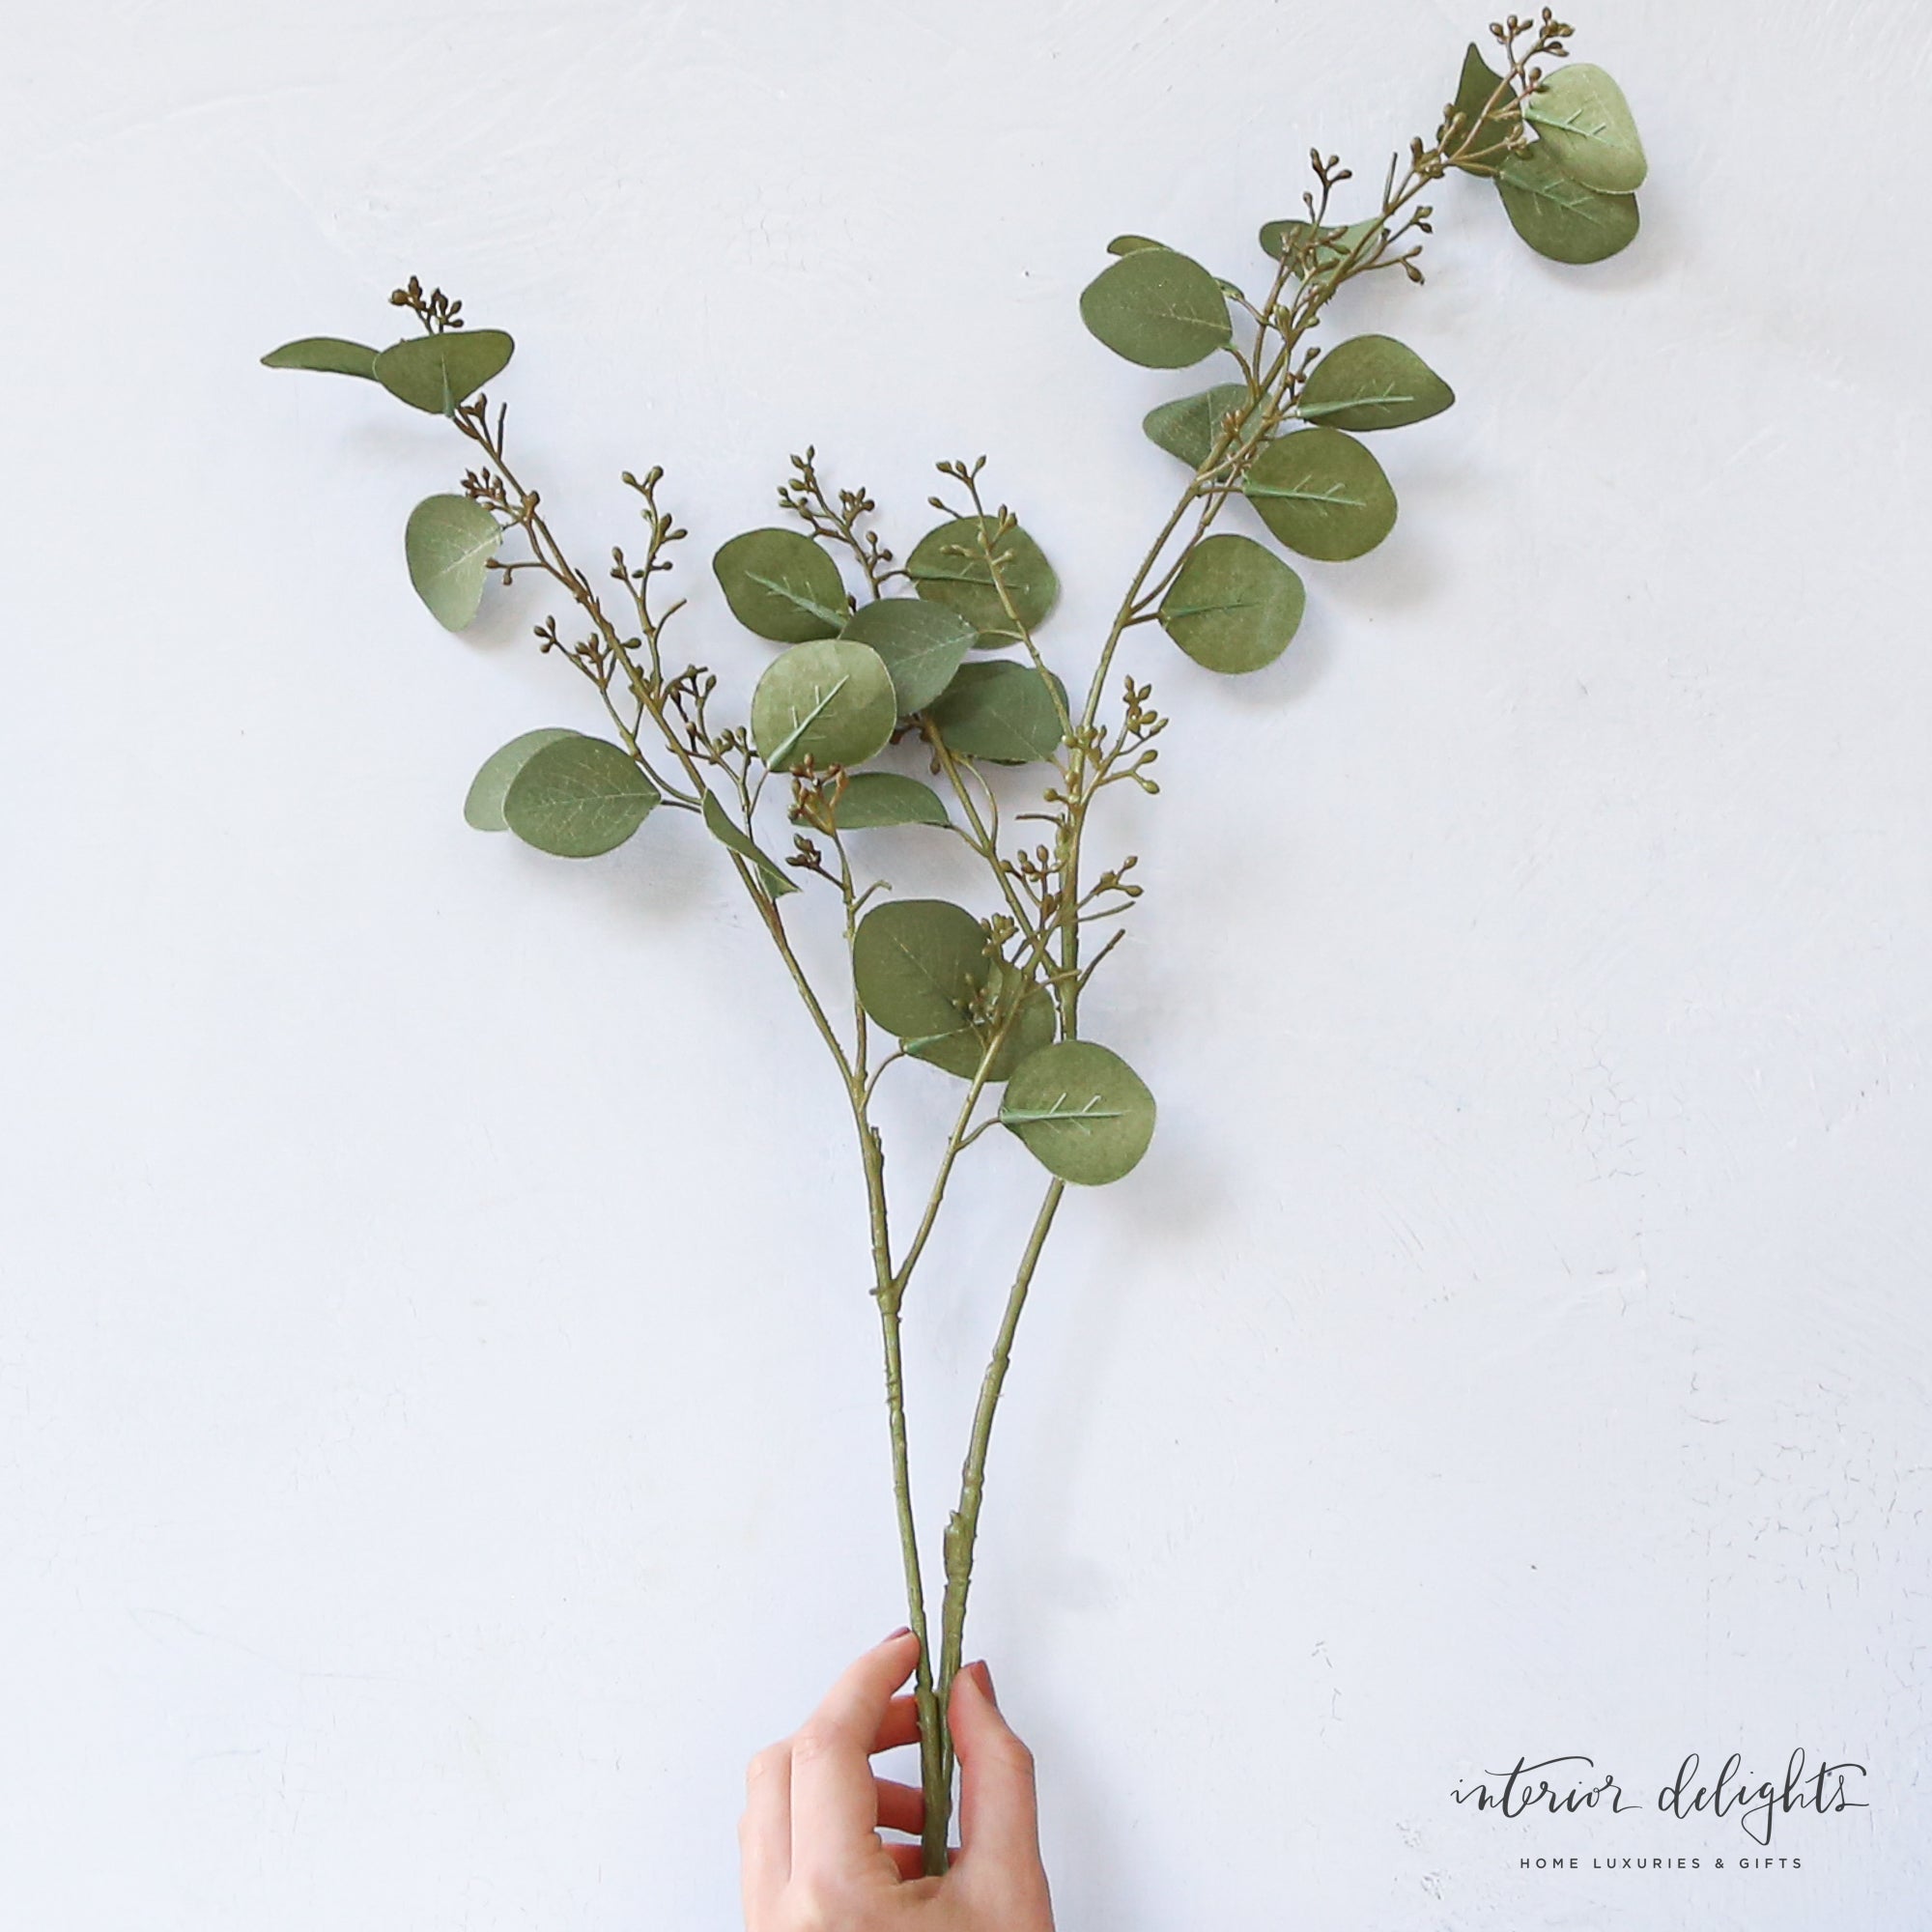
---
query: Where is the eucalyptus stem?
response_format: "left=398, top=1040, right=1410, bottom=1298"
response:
left=459, top=378, right=965, bottom=1842
left=934, top=1179, right=1065, bottom=1807
left=873, top=1279, right=947, bottom=1872
left=914, top=14, right=1583, bottom=1853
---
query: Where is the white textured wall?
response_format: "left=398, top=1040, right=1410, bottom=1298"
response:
left=5, top=3, right=1928, bottom=1926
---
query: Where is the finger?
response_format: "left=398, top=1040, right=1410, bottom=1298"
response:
left=873, top=1775, right=924, bottom=1837
left=738, top=1740, right=793, bottom=1916
left=887, top=1842, right=945, bottom=1882
left=871, top=1693, right=922, bottom=1756
left=951, top=1662, right=1043, bottom=1872
left=789, top=1630, right=921, bottom=1880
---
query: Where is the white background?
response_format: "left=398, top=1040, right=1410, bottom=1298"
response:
left=5, top=2, right=1928, bottom=1926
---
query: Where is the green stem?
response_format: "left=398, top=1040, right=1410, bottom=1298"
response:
left=932, top=1179, right=1065, bottom=1807
left=874, top=1275, right=948, bottom=1875
left=831, top=845, right=950, bottom=1878
left=911, top=44, right=1548, bottom=1839
left=452, top=400, right=961, bottom=1871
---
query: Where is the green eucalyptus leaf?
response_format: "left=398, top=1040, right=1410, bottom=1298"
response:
left=1447, top=43, right=1520, bottom=175
left=1106, top=234, right=1168, bottom=256
left=906, top=516, right=1059, bottom=646
left=1259, top=215, right=1384, bottom=274
left=852, top=898, right=991, bottom=1041
left=1495, top=150, right=1640, bottom=264
left=926, top=662, right=1067, bottom=764
left=840, top=598, right=975, bottom=714
left=911, top=983, right=1056, bottom=1083
left=1078, top=247, right=1233, bottom=369
left=751, top=639, right=896, bottom=772
left=464, top=727, right=581, bottom=832
left=1243, top=428, right=1398, bottom=562
left=851, top=898, right=1047, bottom=1083
left=1157, top=533, right=1304, bottom=674
left=501, top=734, right=658, bottom=859
left=713, top=527, right=849, bottom=642
left=405, top=494, right=501, bottom=631
left=1142, top=383, right=1266, bottom=470
left=1296, top=334, right=1454, bottom=432
left=1523, top=64, right=1646, bottom=193
left=829, top=772, right=951, bottom=831
left=1000, top=1040, right=1156, bottom=1186
left=702, top=790, right=798, bottom=897
left=260, top=336, right=380, bottom=380
left=373, top=328, right=515, bottom=413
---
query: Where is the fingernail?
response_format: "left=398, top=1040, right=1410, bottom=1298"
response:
left=968, top=1659, right=997, bottom=1707
left=882, top=1626, right=913, bottom=1645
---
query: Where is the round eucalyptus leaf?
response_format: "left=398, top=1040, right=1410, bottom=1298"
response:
left=907, top=516, right=1059, bottom=645
left=1522, top=64, right=1646, bottom=193
left=373, top=329, right=515, bottom=413
left=405, top=494, right=502, bottom=631
left=852, top=898, right=990, bottom=1041
left=260, top=336, right=379, bottom=380
left=1157, top=534, right=1305, bottom=673
left=1106, top=234, right=1168, bottom=256
left=1243, top=428, right=1397, bottom=562
left=1078, top=247, right=1233, bottom=370
left=912, top=983, right=1056, bottom=1083
left=501, top=734, right=659, bottom=859
left=926, top=662, right=1067, bottom=765
left=830, top=772, right=951, bottom=831
left=1447, top=43, right=1520, bottom=175
left=840, top=598, right=975, bottom=714
left=1143, top=383, right=1265, bottom=470
left=1495, top=150, right=1639, bottom=264
left=751, top=639, right=896, bottom=772
left=1296, top=335, right=1455, bottom=433
left=1259, top=215, right=1384, bottom=273
left=713, top=527, right=849, bottom=642
left=1000, top=1040, right=1156, bottom=1186
left=464, top=727, right=581, bottom=831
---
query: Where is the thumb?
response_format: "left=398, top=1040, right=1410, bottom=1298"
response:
left=950, top=1662, right=1043, bottom=1874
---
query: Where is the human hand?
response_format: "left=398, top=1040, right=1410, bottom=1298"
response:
left=740, top=1630, right=1055, bottom=1930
